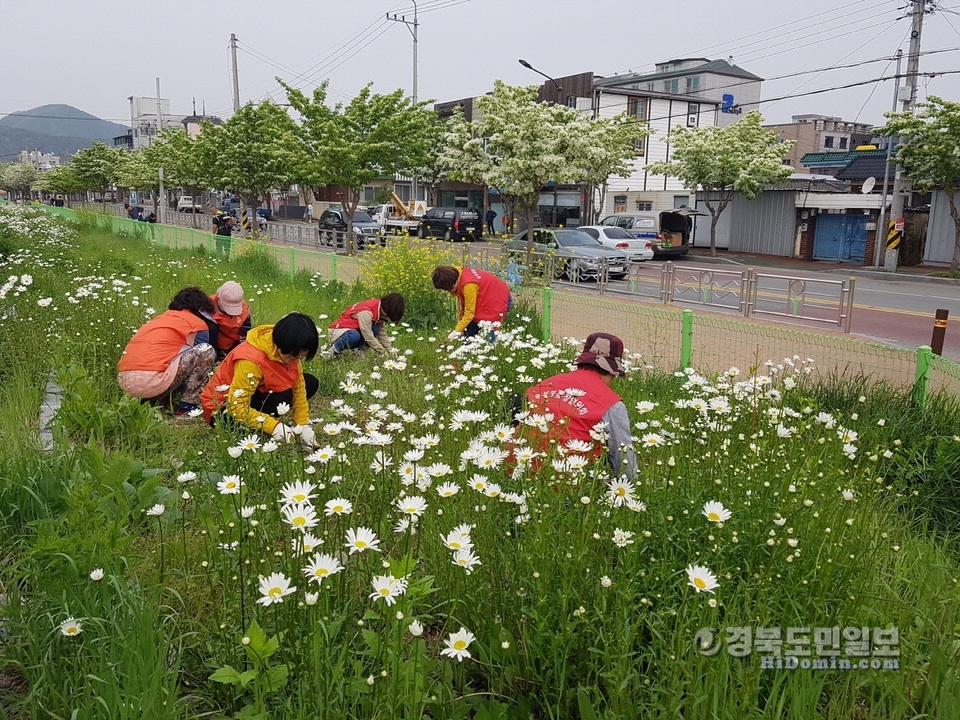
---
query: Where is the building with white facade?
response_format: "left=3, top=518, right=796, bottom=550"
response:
left=128, top=96, right=185, bottom=150
left=17, top=150, right=61, bottom=171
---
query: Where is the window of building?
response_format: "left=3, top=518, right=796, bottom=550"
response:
left=685, top=76, right=701, bottom=93
left=362, top=186, right=376, bottom=203
left=663, top=79, right=679, bottom=93
left=627, top=98, right=647, bottom=156
left=566, top=95, right=577, bottom=109
left=393, top=184, right=410, bottom=202
left=635, top=201, right=653, bottom=212
left=824, top=136, right=835, bottom=148
left=687, top=103, right=699, bottom=127
left=839, top=137, right=848, bottom=149
left=614, top=196, right=627, bottom=213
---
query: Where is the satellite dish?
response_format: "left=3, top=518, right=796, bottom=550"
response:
left=862, top=176, right=876, bottom=194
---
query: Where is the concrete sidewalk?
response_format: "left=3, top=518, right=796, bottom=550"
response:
left=685, top=247, right=958, bottom=285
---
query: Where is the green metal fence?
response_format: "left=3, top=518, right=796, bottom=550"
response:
left=23, top=203, right=960, bottom=404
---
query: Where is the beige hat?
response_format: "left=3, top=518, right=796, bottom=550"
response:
left=216, top=281, right=245, bottom=315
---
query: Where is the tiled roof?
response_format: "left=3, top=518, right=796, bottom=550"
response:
left=835, top=156, right=895, bottom=181
left=799, top=149, right=886, bottom=168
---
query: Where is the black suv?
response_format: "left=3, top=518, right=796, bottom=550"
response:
left=317, top=208, right=382, bottom=249
left=416, top=207, right=482, bottom=241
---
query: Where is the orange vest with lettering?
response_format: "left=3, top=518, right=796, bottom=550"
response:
left=210, top=294, right=251, bottom=351
left=118, top=310, right=209, bottom=373
left=525, top=368, right=621, bottom=458
left=456, top=268, right=510, bottom=323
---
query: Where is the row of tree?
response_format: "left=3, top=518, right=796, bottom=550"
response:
left=8, top=78, right=957, bottom=264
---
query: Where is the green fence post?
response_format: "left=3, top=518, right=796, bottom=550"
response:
left=680, top=308, right=694, bottom=370
left=331, top=252, right=338, bottom=282
left=914, top=345, right=933, bottom=407
left=542, top=286, right=553, bottom=343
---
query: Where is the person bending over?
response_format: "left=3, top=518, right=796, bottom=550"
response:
left=431, top=265, right=511, bottom=339
left=117, top=287, right=217, bottom=417
left=201, top=312, right=320, bottom=447
left=327, top=293, right=405, bottom=356
left=524, top=332, right=637, bottom=480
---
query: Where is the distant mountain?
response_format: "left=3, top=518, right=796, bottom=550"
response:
left=0, top=104, right=129, bottom=162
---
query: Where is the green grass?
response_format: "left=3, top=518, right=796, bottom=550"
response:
left=0, top=202, right=958, bottom=720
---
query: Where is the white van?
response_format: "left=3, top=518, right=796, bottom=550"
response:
left=599, top=210, right=694, bottom=258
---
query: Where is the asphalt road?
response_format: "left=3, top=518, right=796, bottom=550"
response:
left=593, top=257, right=960, bottom=362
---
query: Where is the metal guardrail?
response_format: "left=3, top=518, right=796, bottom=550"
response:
left=747, top=271, right=856, bottom=333
left=656, top=263, right=855, bottom=332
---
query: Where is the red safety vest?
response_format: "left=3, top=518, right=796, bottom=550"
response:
left=456, top=267, right=510, bottom=323
left=210, top=293, right=251, bottom=351
left=118, top=310, right=209, bottom=373
left=200, top=337, right=301, bottom=422
left=329, top=298, right=381, bottom=330
left=525, top=368, right=621, bottom=459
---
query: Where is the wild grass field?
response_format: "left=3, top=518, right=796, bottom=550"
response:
left=0, top=202, right=958, bottom=720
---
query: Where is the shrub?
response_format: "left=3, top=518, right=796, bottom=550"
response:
left=361, top=237, right=457, bottom=329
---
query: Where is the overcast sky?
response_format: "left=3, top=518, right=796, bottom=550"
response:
left=3, top=0, right=960, bottom=130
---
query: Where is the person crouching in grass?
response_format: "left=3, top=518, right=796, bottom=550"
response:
left=326, top=293, right=405, bottom=357
left=117, top=287, right=217, bottom=417
left=200, top=312, right=320, bottom=447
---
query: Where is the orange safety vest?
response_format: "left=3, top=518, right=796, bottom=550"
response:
left=456, top=268, right=510, bottom=323
left=200, top=339, right=301, bottom=422
left=118, top=310, right=209, bottom=373
left=525, top=368, right=621, bottom=460
left=329, top=298, right=381, bottom=330
left=209, top=293, right=251, bottom=351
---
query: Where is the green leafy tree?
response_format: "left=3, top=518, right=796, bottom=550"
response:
left=70, top=142, right=127, bottom=208
left=647, top=110, right=794, bottom=256
left=440, top=80, right=641, bottom=258
left=282, top=80, right=436, bottom=251
left=879, top=96, right=960, bottom=271
left=580, top=116, right=648, bottom=225
left=0, top=163, right=39, bottom=200
left=33, top=164, right=84, bottom=202
left=205, top=102, right=299, bottom=230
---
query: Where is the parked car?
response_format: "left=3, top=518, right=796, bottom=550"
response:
left=416, top=207, right=482, bottom=241
left=226, top=208, right=267, bottom=230
left=598, top=210, right=696, bottom=258
left=317, top=208, right=383, bottom=249
left=504, top=228, right=630, bottom=280
left=176, top=196, right=202, bottom=213
left=578, top=225, right=654, bottom=262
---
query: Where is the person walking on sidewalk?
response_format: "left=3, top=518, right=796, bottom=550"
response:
left=485, top=208, right=497, bottom=236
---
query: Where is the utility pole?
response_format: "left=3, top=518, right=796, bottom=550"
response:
left=386, top=2, right=419, bottom=204
left=874, top=49, right=901, bottom=270
left=155, top=77, right=163, bottom=145
left=885, top=0, right=927, bottom=272
left=230, top=33, right=241, bottom=112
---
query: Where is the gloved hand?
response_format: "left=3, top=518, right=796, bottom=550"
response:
left=297, top=426, right=318, bottom=448
left=447, top=330, right=462, bottom=341
left=271, top=423, right=295, bottom=443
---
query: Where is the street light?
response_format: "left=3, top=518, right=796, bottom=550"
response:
left=518, top=59, right=562, bottom=95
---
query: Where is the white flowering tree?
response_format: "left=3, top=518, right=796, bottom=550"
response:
left=442, top=81, right=640, bottom=260
left=0, top=163, right=39, bottom=201
left=879, top=96, right=960, bottom=271
left=647, top=110, right=793, bottom=256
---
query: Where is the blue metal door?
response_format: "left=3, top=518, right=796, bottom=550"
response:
left=813, top=214, right=868, bottom=262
